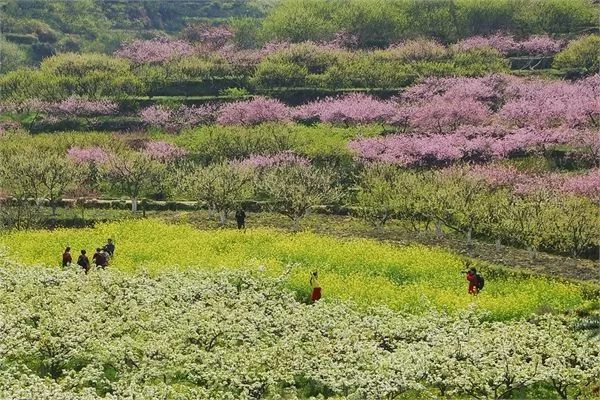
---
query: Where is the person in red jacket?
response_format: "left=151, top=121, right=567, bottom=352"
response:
left=466, top=266, right=479, bottom=295
left=310, top=271, right=321, bottom=302
left=62, top=247, right=72, bottom=267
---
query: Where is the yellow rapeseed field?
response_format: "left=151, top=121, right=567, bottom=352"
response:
left=0, top=219, right=586, bottom=319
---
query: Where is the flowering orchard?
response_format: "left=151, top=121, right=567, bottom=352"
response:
left=0, top=261, right=597, bottom=399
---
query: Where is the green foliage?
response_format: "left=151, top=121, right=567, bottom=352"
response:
left=218, top=87, right=250, bottom=98
left=356, top=164, right=404, bottom=231
left=35, top=53, right=143, bottom=98
left=229, top=17, right=264, bottom=49
left=261, top=0, right=338, bottom=43
left=553, top=34, right=600, bottom=74
left=0, top=41, right=29, bottom=73
left=515, top=0, right=598, bottom=35
left=251, top=59, right=308, bottom=88
left=450, top=46, right=510, bottom=75
left=169, top=123, right=366, bottom=164
left=257, top=164, right=342, bottom=230
left=166, top=55, right=234, bottom=80
left=176, top=162, right=253, bottom=225
left=271, top=42, right=343, bottom=74
left=0, top=146, right=81, bottom=220
left=0, top=69, right=66, bottom=100
left=333, top=0, right=405, bottom=47
left=261, top=0, right=599, bottom=45
left=454, top=0, right=519, bottom=36
left=252, top=46, right=507, bottom=89
left=319, top=54, right=416, bottom=88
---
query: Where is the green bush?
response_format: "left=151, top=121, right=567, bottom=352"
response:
left=553, top=34, right=600, bottom=74
left=454, top=0, right=518, bottom=37
left=374, top=38, right=449, bottom=62
left=0, top=42, right=30, bottom=73
left=451, top=47, right=510, bottom=75
left=0, top=69, right=66, bottom=100
left=332, top=0, right=405, bottom=47
left=230, top=17, right=264, bottom=49
left=4, top=33, right=38, bottom=45
left=260, top=0, right=338, bottom=43
left=515, top=0, right=598, bottom=35
left=38, top=53, right=144, bottom=97
left=40, top=52, right=129, bottom=77
left=261, top=0, right=599, bottom=45
left=166, top=55, right=234, bottom=80
left=268, top=42, right=343, bottom=74
left=251, top=59, right=308, bottom=88
left=169, top=123, right=368, bottom=164
left=322, top=56, right=416, bottom=88
left=219, top=87, right=250, bottom=98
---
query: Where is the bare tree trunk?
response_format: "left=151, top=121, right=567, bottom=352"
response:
left=527, top=246, right=537, bottom=260
left=435, top=220, right=444, bottom=238
left=219, top=210, right=227, bottom=226
left=292, top=217, right=301, bottom=232
left=495, top=238, right=501, bottom=251
left=50, top=200, right=57, bottom=229
left=131, top=197, right=138, bottom=212
left=466, top=227, right=472, bottom=248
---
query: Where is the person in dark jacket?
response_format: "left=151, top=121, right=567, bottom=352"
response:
left=77, top=250, right=90, bottom=273
left=62, top=247, right=72, bottom=267
left=103, top=238, right=115, bottom=257
left=235, top=208, right=246, bottom=230
left=93, top=248, right=108, bottom=269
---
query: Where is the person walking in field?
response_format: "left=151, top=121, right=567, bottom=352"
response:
left=103, top=238, right=115, bottom=258
left=62, top=247, right=72, bottom=267
left=93, top=248, right=108, bottom=269
left=100, top=248, right=110, bottom=268
left=465, top=265, right=481, bottom=295
left=310, top=271, right=321, bottom=302
left=77, top=249, right=90, bottom=273
left=235, top=208, right=246, bottom=230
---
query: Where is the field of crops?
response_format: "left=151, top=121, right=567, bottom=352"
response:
left=0, top=219, right=588, bottom=320
left=1, top=1, right=599, bottom=397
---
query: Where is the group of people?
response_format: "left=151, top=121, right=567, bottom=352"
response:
left=62, top=238, right=115, bottom=273
left=60, top=236, right=482, bottom=299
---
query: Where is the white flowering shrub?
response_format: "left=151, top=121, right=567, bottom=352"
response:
left=0, top=262, right=598, bottom=399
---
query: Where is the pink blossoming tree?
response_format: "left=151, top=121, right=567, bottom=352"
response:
left=217, top=97, right=291, bottom=125
left=115, top=38, right=194, bottom=64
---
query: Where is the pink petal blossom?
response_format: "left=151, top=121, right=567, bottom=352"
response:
left=115, top=38, right=194, bottom=64
left=217, top=97, right=291, bottom=125
left=67, top=147, right=109, bottom=164
left=143, top=141, right=188, bottom=162
left=239, top=151, right=310, bottom=168
left=294, top=93, right=398, bottom=125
